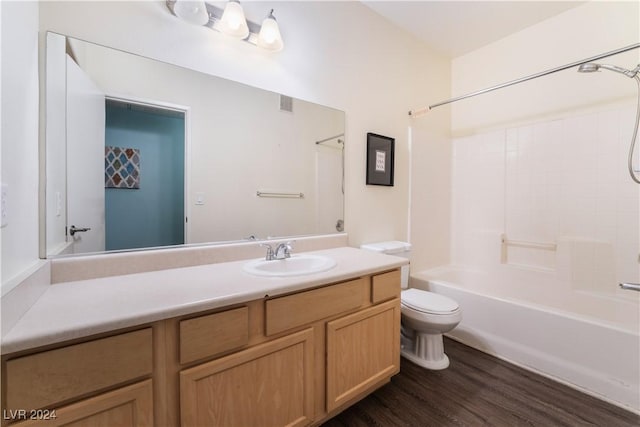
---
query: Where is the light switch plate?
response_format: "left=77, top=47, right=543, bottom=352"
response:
left=195, top=192, right=205, bottom=206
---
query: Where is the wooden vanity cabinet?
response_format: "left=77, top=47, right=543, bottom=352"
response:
left=2, top=329, right=154, bottom=426
left=326, top=299, right=400, bottom=412
left=1, top=268, right=401, bottom=427
left=12, top=380, right=153, bottom=427
left=180, top=328, right=315, bottom=427
left=261, top=272, right=401, bottom=423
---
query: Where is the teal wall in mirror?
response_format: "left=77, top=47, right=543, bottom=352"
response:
left=105, top=101, right=186, bottom=251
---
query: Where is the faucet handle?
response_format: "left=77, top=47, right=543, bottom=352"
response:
left=259, top=243, right=275, bottom=260
left=283, top=241, right=294, bottom=257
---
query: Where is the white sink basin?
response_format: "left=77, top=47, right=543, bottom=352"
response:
left=243, top=254, right=337, bottom=277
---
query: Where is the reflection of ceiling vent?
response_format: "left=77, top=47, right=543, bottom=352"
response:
left=279, top=95, right=293, bottom=113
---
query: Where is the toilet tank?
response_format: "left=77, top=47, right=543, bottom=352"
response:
left=360, top=241, right=411, bottom=288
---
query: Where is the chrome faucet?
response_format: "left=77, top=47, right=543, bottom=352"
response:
left=260, top=241, right=294, bottom=261
left=274, top=241, right=294, bottom=260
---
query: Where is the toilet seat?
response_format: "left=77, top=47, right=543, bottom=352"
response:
left=401, top=288, right=459, bottom=314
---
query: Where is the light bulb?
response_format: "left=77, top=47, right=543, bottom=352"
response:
left=257, top=10, right=283, bottom=52
left=173, top=0, right=209, bottom=26
left=219, top=0, right=249, bottom=39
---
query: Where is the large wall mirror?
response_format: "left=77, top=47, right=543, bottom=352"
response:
left=43, top=32, right=345, bottom=257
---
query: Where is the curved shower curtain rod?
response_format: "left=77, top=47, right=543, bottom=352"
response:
left=408, top=43, right=640, bottom=117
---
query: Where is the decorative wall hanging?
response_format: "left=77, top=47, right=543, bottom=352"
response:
left=366, top=133, right=394, bottom=186
left=105, top=146, right=141, bottom=189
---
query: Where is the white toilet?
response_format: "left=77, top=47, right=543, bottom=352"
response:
left=360, top=241, right=462, bottom=370
left=400, top=287, right=461, bottom=370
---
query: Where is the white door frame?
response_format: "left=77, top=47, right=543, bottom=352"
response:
left=105, top=93, right=192, bottom=244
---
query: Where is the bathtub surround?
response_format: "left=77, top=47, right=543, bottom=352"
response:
left=452, top=104, right=639, bottom=288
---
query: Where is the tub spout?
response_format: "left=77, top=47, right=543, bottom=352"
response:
left=619, top=283, right=640, bottom=292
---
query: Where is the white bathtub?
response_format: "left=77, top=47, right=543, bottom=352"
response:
left=411, top=265, right=640, bottom=413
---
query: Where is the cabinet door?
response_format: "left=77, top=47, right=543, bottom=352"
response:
left=13, top=380, right=153, bottom=427
left=180, top=328, right=314, bottom=427
left=326, top=299, right=400, bottom=412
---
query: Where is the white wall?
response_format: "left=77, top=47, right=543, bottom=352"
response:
left=452, top=1, right=640, bottom=135
left=1, top=1, right=41, bottom=294
left=409, top=110, right=452, bottom=272
left=37, top=1, right=451, bottom=258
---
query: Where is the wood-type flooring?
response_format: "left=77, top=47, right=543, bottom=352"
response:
left=322, top=338, right=639, bottom=427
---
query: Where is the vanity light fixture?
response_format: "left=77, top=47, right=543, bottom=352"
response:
left=172, top=0, right=209, bottom=26
left=219, top=0, right=250, bottom=39
left=166, top=0, right=284, bottom=52
left=257, top=9, right=283, bottom=52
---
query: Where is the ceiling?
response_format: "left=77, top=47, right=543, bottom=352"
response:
left=362, top=1, right=585, bottom=57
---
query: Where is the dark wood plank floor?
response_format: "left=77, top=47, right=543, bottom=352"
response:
left=322, top=338, right=640, bottom=427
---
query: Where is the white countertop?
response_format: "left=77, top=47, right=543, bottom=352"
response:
left=1, top=247, right=407, bottom=355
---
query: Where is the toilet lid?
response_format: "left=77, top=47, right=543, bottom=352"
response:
left=401, top=288, right=459, bottom=314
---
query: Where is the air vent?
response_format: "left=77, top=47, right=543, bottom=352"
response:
left=279, top=95, right=293, bottom=113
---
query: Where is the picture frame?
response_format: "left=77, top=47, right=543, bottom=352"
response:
left=366, top=133, right=395, bottom=186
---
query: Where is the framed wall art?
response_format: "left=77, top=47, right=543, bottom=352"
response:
left=366, top=133, right=394, bottom=186
left=105, top=146, right=141, bottom=189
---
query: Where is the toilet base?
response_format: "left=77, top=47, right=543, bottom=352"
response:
left=400, top=331, right=450, bottom=370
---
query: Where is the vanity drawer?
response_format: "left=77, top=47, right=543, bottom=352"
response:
left=371, top=269, right=401, bottom=304
left=5, top=328, right=152, bottom=411
left=180, top=306, right=249, bottom=364
left=265, top=277, right=367, bottom=336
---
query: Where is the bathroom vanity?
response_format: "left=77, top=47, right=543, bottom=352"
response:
left=1, top=247, right=405, bottom=426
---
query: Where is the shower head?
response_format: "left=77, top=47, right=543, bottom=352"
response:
left=578, top=62, right=639, bottom=78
